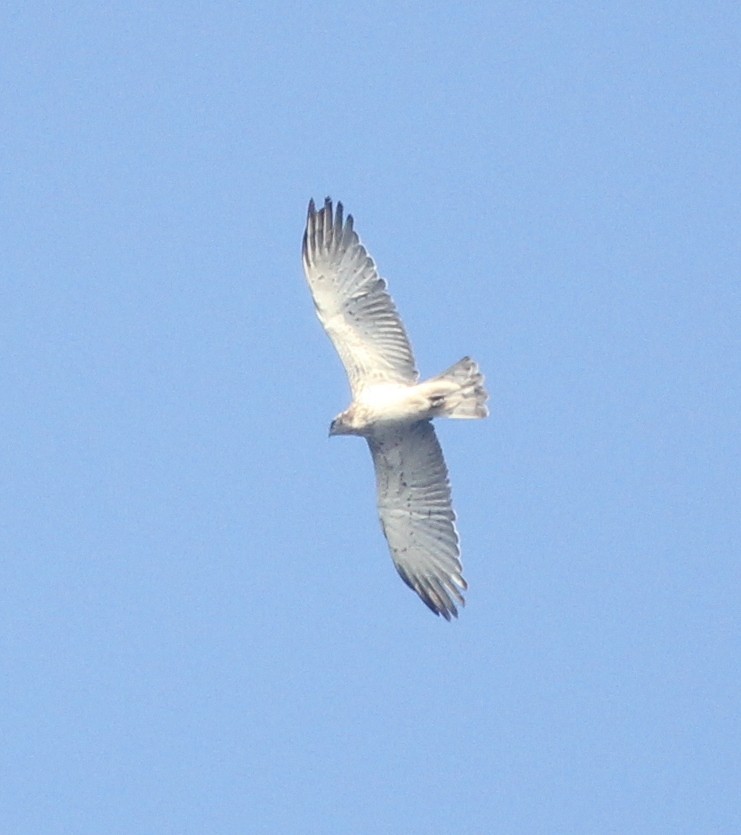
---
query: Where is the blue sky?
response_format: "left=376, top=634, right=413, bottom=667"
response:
left=2, top=2, right=739, bottom=832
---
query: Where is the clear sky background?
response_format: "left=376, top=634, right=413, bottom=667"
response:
left=2, top=3, right=739, bottom=833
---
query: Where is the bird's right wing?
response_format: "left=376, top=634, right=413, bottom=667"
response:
left=367, top=420, right=466, bottom=619
left=302, top=198, right=418, bottom=397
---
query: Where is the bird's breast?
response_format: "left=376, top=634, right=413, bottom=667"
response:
left=354, top=382, right=431, bottom=426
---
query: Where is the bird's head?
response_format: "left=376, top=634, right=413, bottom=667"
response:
left=328, top=409, right=353, bottom=437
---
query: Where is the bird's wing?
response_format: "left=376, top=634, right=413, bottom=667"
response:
left=302, top=198, right=418, bottom=396
left=367, top=420, right=466, bottom=619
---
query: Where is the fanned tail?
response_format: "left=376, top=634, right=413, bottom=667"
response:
left=427, top=357, right=488, bottom=419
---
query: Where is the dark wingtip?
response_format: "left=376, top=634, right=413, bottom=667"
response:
left=307, top=197, right=353, bottom=232
left=418, top=585, right=459, bottom=621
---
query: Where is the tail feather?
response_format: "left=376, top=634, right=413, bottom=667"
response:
left=428, top=357, right=488, bottom=419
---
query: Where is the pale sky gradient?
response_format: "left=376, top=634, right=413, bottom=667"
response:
left=2, top=3, right=739, bottom=833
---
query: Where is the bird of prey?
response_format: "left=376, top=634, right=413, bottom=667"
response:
left=301, top=198, right=488, bottom=619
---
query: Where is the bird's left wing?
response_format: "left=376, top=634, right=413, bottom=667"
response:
left=368, top=420, right=466, bottom=619
left=302, top=198, right=418, bottom=396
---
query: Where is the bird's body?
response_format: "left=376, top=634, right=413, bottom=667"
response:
left=302, top=198, right=488, bottom=619
left=331, top=382, right=434, bottom=434
left=332, top=382, right=424, bottom=433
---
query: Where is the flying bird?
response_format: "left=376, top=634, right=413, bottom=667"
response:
left=302, top=198, right=488, bottom=619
